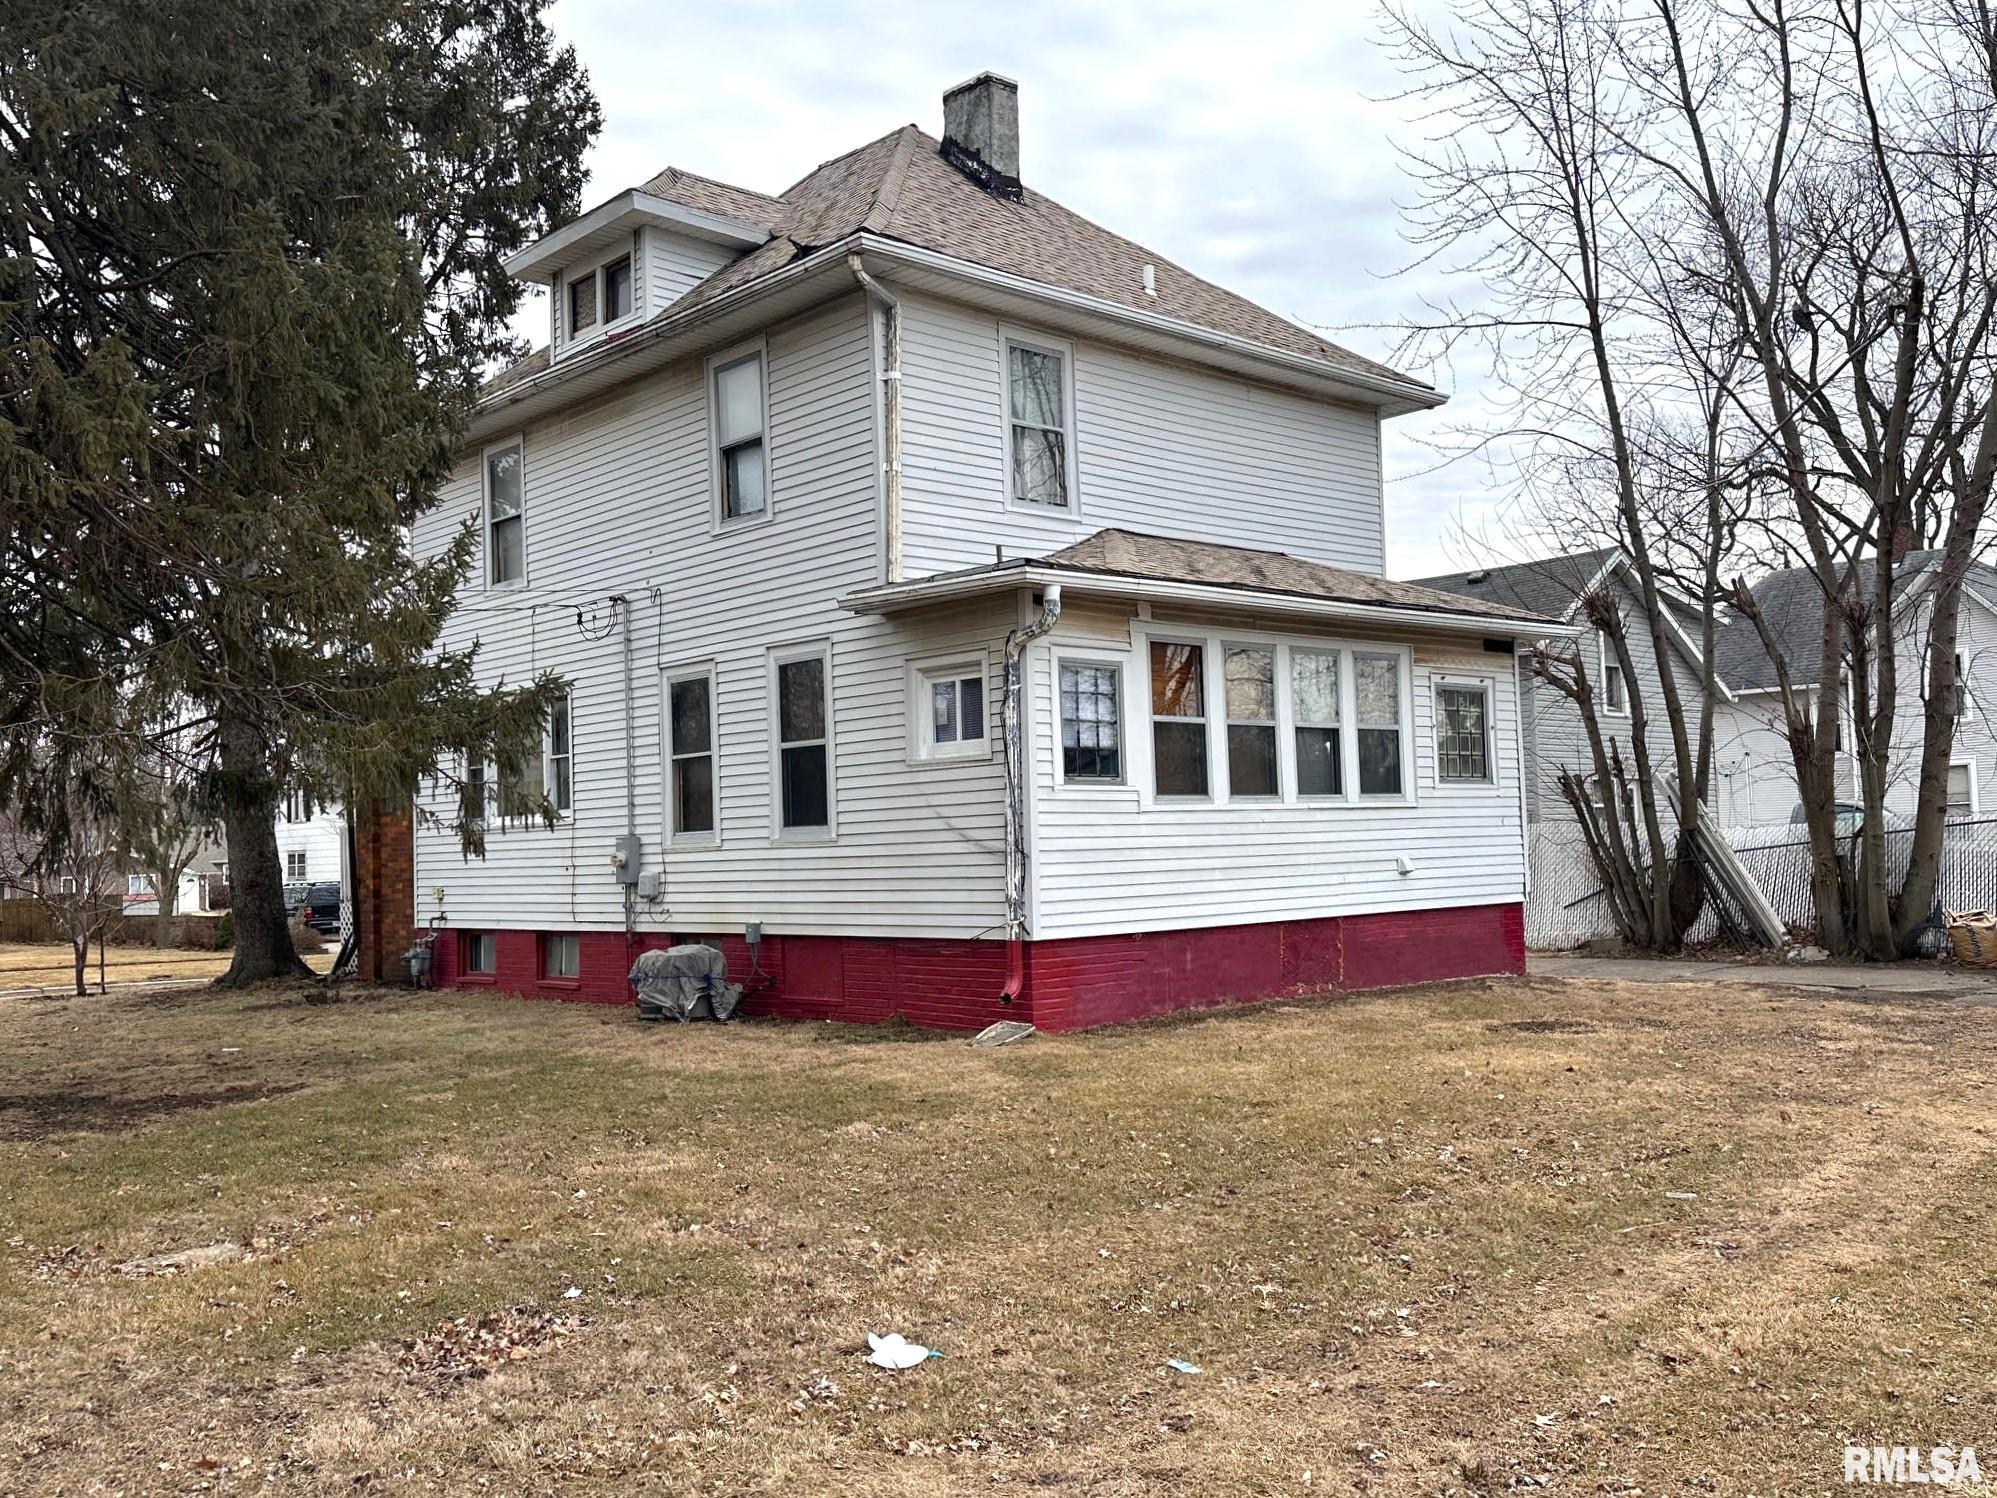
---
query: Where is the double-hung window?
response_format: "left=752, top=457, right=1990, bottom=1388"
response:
left=545, top=694, right=573, bottom=815
left=462, top=756, right=489, bottom=833
left=713, top=349, right=767, bottom=523
left=1005, top=335, right=1072, bottom=509
left=1059, top=661, right=1123, bottom=782
left=915, top=662, right=987, bottom=761
left=668, top=667, right=717, bottom=838
left=1149, top=641, right=1209, bottom=797
left=567, top=270, right=598, bottom=338
left=1354, top=653, right=1405, bottom=797
left=1224, top=646, right=1279, bottom=797
left=603, top=255, right=633, bottom=322
left=1435, top=681, right=1492, bottom=782
left=1292, top=649, right=1342, bottom=797
left=1600, top=633, right=1628, bottom=716
left=774, top=647, right=831, bottom=833
left=485, top=440, right=524, bottom=587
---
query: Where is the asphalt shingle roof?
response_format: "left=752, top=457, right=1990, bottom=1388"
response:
left=1412, top=549, right=1621, bottom=622
left=488, top=126, right=1432, bottom=399
left=1032, top=529, right=1555, bottom=624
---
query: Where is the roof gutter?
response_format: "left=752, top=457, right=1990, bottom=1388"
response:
left=841, top=564, right=1574, bottom=637
left=848, top=232, right=1448, bottom=416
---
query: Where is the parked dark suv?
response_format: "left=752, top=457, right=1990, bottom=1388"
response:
left=301, top=881, right=343, bottom=935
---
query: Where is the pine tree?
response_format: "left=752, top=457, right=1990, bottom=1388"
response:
left=0, top=0, right=599, bottom=982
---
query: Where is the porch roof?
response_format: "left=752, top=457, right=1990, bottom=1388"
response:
left=840, top=529, right=1579, bottom=637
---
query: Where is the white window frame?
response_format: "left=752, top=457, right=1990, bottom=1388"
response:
left=663, top=661, right=721, bottom=845
left=541, top=932, right=580, bottom=982
left=482, top=436, right=526, bottom=591
left=1131, top=625, right=1419, bottom=811
left=767, top=640, right=835, bottom=842
left=1948, top=756, right=1979, bottom=817
left=908, top=653, right=993, bottom=764
left=558, top=235, right=641, bottom=352
left=999, top=326, right=1080, bottom=515
left=1956, top=651, right=1977, bottom=722
left=127, top=873, right=151, bottom=897
left=1599, top=632, right=1630, bottom=718
left=284, top=850, right=309, bottom=881
left=1433, top=676, right=1498, bottom=786
left=544, top=692, right=574, bottom=818
left=1221, top=641, right=1282, bottom=800
left=1052, top=650, right=1132, bottom=790
left=707, top=338, right=772, bottom=534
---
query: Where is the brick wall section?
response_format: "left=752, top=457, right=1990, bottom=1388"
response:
left=353, top=808, right=416, bottom=984
left=422, top=901, right=1525, bottom=1032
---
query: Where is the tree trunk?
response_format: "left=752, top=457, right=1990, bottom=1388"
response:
left=151, top=863, right=180, bottom=947
left=71, top=936, right=86, bottom=998
left=214, top=708, right=312, bottom=987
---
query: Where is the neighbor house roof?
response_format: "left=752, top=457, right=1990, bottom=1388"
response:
left=487, top=125, right=1434, bottom=406
left=1413, top=548, right=1622, bottom=623
left=842, top=528, right=1571, bottom=633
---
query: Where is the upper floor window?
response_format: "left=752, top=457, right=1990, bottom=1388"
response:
left=1435, top=681, right=1493, bottom=782
left=568, top=269, right=598, bottom=337
left=485, top=440, right=524, bottom=587
left=1005, top=333, right=1073, bottom=509
left=603, top=255, right=633, bottom=322
left=712, top=348, right=768, bottom=524
left=1599, top=633, right=1628, bottom=716
left=285, top=850, right=308, bottom=881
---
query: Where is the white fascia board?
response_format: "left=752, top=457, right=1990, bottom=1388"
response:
left=850, top=234, right=1447, bottom=417
left=840, top=566, right=1577, bottom=638
left=503, top=190, right=770, bottom=282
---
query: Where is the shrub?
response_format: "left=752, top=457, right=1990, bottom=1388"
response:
left=213, top=910, right=234, bottom=950
left=288, top=919, right=327, bottom=954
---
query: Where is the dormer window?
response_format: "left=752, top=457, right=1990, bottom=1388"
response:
left=604, top=255, right=633, bottom=321
left=568, top=270, right=598, bottom=337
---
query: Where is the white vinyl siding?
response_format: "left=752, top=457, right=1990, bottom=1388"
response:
left=641, top=226, right=736, bottom=315
left=898, top=292, right=1386, bottom=578
left=409, top=295, right=1015, bottom=941
left=1026, top=597, right=1523, bottom=941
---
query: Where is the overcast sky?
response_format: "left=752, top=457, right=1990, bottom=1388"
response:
left=528, top=0, right=1515, bottom=579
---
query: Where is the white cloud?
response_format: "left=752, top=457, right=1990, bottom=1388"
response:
left=527, top=0, right=1509, bottom=577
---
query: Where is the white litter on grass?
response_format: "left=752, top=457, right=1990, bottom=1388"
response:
left=971, top=1020, right=1036, bottom=1048
left=561, top=1286, right=583, bottom=1300
left=864, top=1332, right=939, bottom=1370
left=1167, top=1358, right=1202, bottom=1375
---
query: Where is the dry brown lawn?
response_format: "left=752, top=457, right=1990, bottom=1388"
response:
left=0, top=972, right=1991, bottom=1495
left=0, top=942, right=334, bottom=991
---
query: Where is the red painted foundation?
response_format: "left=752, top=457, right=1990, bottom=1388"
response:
left=427, top=902, right=1526, bottom=1033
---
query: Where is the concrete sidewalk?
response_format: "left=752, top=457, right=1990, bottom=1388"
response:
left=1530, top=952, right=1997, bottom=1003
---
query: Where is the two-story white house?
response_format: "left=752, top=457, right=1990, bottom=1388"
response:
left=402, top=74, right=1568, bottom=1030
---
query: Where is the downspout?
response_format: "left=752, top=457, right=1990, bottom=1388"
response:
left=847, top=252, right=903, bottom=583
left=617, top=595, right=636, bottom=945
left=1000, top=584, right=1062, bottom=1003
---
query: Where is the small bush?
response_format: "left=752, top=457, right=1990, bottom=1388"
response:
left=213, top=910, right=234, bottom=950
left=288, top=919, right=327, bottom=954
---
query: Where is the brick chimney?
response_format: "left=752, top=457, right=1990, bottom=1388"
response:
left=941, top=72, right=1021, bottom=200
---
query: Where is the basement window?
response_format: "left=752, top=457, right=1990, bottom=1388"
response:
left=541, top=933, right=580, bottom=982
left=462, top=931, right=496, bottom=976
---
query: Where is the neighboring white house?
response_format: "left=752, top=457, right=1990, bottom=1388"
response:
left=276, top=790, right=346, bottom=889
left=399, top=74, right=1572, bottom=1030
left=1419, top=547, right=1997, bottom=829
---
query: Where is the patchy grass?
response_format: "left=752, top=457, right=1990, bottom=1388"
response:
left=0, top=976, right=1990, bottom=1494
left=0, top=942, right=334, bottom=991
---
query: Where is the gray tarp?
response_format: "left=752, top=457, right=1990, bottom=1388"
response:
left=629, top=943, right=742, bottom=1023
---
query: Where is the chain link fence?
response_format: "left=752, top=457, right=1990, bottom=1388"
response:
left=1528, top=815, right=1997, bottom=947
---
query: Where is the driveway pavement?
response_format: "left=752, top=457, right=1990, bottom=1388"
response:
left=1529, top=953, right=1997, bottom=1004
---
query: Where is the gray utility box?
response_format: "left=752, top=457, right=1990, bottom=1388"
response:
left=612, top=834, right=642, bottom=885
